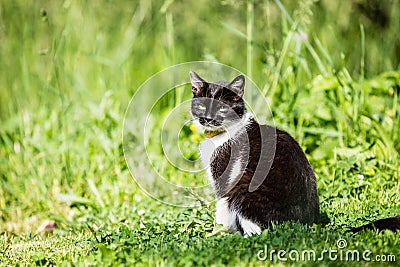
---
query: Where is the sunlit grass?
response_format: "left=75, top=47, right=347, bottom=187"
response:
left=0, top=0, right=399, bottom=265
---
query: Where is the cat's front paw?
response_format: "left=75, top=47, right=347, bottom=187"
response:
left=215, top=197, right=231, bottom=227
left=238, top=215, right=262, bottom=237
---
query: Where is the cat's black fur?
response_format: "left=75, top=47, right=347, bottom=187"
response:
left=219, top=122, right=320, bottom=227
left=190, top=70, right=400, bottom=235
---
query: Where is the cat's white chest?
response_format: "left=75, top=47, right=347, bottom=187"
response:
left=199, top=133, right=229, bottom=165
left=199, top=133, right=230, bottom=186
left=199, top=113, right=252, bottom=188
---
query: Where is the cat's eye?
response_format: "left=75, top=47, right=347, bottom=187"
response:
left=198, top=104, right=206, bottom=110
left=219, top=106, right=228, bottom=112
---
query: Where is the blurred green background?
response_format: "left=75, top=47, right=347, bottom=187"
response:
left=1, top=0, right=399, bottom=119
left=0, top=0, right=399, bottom=264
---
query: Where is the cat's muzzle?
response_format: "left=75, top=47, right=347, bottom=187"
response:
left=199, top=117, right=222, bottom=127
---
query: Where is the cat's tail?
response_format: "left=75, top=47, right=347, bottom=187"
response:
left=349, top=215, right=400, bottom=233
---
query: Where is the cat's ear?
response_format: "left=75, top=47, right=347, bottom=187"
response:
left=190, top=71, right=206, bottom=96
left=229, top=75, right=245, bottom=100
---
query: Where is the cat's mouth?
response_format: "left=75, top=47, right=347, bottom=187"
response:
left=198, top=117, right=224, bottom=130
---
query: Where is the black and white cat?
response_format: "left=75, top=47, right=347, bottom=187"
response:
left=189, top=70, right=400, bottom=237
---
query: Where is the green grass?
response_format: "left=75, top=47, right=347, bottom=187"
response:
left=1, top=0, right=400, bottom=266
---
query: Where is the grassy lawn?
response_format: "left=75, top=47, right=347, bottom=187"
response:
left=1, top=0, right=399, bottom=266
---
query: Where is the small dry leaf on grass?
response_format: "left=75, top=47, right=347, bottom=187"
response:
left=36, top=220, right=57, bottom=233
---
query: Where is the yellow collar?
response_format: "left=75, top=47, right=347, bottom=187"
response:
left=204, top=129, right=225, bottom=138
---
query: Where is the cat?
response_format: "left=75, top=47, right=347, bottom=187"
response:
left=189, top=70, right=400, bottom=237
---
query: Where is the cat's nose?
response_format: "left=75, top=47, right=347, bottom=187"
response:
left=199, top=117, right=218, bottom=125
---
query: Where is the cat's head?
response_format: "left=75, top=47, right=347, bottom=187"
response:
left=190, top=71, right=246, bottom=130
